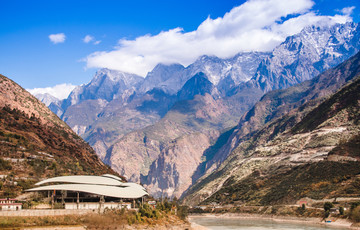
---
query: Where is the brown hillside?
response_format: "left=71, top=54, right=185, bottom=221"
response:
left=0, top=74, right=117, bottom=198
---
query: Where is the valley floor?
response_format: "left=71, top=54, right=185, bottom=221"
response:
left=0, top=210, right=191, bottom=229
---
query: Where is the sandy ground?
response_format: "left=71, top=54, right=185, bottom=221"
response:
left=21, top=226, right=86, bottom=230
left=188, top=213, right=360, bottom=229
left=190, top=222, right=210, bottom=230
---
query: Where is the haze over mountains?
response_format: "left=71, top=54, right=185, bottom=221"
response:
left=34, top=22, right=360, bottom=199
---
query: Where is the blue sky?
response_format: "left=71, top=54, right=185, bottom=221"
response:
left=1, top=0, right=359, bottom=99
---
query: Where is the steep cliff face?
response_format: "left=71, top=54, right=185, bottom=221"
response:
left=182, top=55, right=360, bottom=205
left=105, top=91, right=235, bottom=196
left=144, top=132, right=216, bottom=199
left=0, top=74, right=117, bottom=197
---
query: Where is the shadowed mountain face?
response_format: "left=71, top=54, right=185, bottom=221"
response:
left=177, top=72, right=220, bottom=101
left=0, top=74, right=117, bottom=198
left=182, top=52, right=360, bottom=206
left=34, top=22, right=360, bottom=199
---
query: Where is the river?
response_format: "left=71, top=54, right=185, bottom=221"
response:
left=189, top=216, right=349, bottom=230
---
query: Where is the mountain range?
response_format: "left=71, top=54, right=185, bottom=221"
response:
left=35, top=22, right=360, bottom=199
left=182, top=52, right=360, bottom=205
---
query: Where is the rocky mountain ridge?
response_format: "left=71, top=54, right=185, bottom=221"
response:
left=182, top=51, right=360, bottom=205
left=249, top=22, right=360, bottom=92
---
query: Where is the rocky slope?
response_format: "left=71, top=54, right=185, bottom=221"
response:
left=105, top=90, right=236, bottom=190
left=182, top=52, right=360, bottom=205
left=0, top=74, right=117, bottom=198
left=104, top=70, right=253, bottom=198
left=83, top=88, right=177, bottom=160
left=197, top=49, right=360, bottom=180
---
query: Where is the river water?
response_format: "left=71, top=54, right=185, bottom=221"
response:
left=189, top=217, right=348, bottom=230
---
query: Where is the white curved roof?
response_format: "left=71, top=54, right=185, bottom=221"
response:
left=27, top=184, right=148, bottom=199
left=125, top=182, right=147, bottom=191
left=101, top=174, right=124, bottom=182
left=35, top=175, right=124, bottom=186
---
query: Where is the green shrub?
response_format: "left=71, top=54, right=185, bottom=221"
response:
left=17, top=179, right=35, bottom=190
left=177, top=206, right=188, bottom=220
left=339, top=206, right=344, bottom=215
left=53, top=203, right=64, bottom=209
left=351, top=206, right=360, bottom=222
left=351, top=202, right=360, bottom=211
left=3, top=188, right=16, bottom=198
left=0, top=158, right=12, bottom=170
left=139, top=203, right=155, bottom=218
left=156, top=199, right=173, bottom=212
left=324, top=210, right=330, bottom=218
left=324, top=202, right=333, bottom=212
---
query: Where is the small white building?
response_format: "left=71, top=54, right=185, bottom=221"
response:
left=0, top=198, right=22, bottom=211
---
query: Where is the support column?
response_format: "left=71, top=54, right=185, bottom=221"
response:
left=77, top=192, right=79, bottom=209
left=99, top=195, right=104, bottom=213
left=51, top=190, right=55, bottom=209
left=61, top=190, right=65, bottom=208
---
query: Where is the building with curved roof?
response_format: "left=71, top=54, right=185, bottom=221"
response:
left=27, top=174, right=148, bottom=210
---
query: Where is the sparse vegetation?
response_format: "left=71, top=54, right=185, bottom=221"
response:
left=0, top=99, right=118, bottom=197
left=0, top=158, right=12, bottom=170
left=351, top=206, right=360, bottom=223
left=0, top=206, right=189, bottom=229
left=203, top=161, right=360, bottom=206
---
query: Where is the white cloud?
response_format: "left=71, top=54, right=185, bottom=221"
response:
left=84, top=0, right=353, bottom=77
left=83, top=35, right=94, bottom=43
left=49, top=33, right=66, bottom=44
left=27, top=83, right=76, bottom=100
left=83, top=35, right=101, bottom=45
left=341, top=6, right=355, bottom=16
